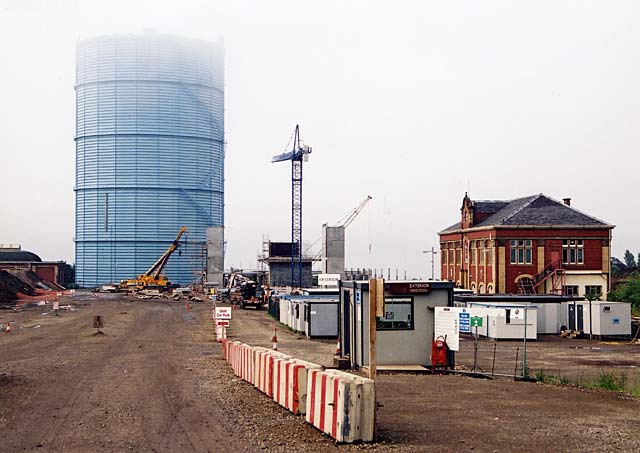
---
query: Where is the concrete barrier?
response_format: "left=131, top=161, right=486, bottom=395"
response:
left=306, top=369, right=375, bottom=443
left=219, top=338, right=375, bottom=444
left=252, top=347, right=291, bottom=397
left=272, top=358, right=321, bottom=415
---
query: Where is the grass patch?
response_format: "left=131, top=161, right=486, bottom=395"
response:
left=532, top=369, right=640, bottom=396
left=596, top=371, right=627, bottom=391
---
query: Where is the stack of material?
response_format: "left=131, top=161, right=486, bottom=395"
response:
left=8, top=270, right=64, bottom=291
left=0, top=270, right=36, bottom=305
left=0, top=270, right=65, bottom=307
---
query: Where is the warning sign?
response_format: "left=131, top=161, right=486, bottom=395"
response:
left=512, top=308, right=525, bottom=320
left=215, top=307, right=232, bottom=320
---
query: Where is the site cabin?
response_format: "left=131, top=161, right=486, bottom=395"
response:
left=339, top=280, right=454, bottom=368
left=290, top=299, right=305, bottom=333
left=464, top=302, right=538, bottom=340
left=456, top=294, right=577, bottom=335
left=302, top=298, right=339, bottom=339
left=278, top=294, right=339, bottom=337
left=569, top=300, right=631, bottom=339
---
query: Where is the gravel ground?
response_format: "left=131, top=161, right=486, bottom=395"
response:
left=2, top=294, right=640, bottom=452
left=454, top=334, right=640, bottom=384
left=228, top=306, right=640, bottom=452
left=0, top=294, right=380, bottom=452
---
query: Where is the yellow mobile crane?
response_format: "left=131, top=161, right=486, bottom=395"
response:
left=120, top=226, right=187, bottom=291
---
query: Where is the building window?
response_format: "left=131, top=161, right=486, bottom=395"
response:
left=487, top=246, right=493, bottom=265
left=455, top=248, right=461, bottom=265
left=480, top=245, right=486, bottom=265
left=377, top=297, right=414, bottom=330
left=563, top=285, right=579, bottom=296
left=585, top=285, right=603, bottom=297
left=563, top=240, right=584, bottom=265
left=470, top=245, right=476, bottom=264
left=510, top=240, right=532, bottom=264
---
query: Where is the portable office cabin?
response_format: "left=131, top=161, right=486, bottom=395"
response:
left=465, top=302, right=538, bottom=340
left=339, top=280, right=454, bottom=368
left=303, top=298, right=339, bottom=338
left=456, top=295, right=576, bottom=335
left=569, top=301, right=631, bottom=338
left=279, top=294, right=338, bottom=335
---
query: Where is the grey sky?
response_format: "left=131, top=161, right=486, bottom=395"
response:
left=0, top=0, right=637, bottom=278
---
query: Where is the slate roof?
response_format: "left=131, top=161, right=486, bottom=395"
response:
left=0, top=250, right=42, bottom=262
left=440, top=194, right=612, bottom=233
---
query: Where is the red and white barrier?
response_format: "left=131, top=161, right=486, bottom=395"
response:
left=252, top=347, right=291, bottom=397
left=306, top=369, right=375, bottom=443
left=219, top=335, right=376, bottom=443
left=215, top=325, right=227, bottom=342
left=273, top=358, right=321, bottom=415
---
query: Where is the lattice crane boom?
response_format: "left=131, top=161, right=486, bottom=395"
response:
left=272, top=125, right=312, bottom=288
left=337, top=195, right=373, bottom=229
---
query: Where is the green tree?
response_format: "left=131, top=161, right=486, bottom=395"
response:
left=623, top=250, right=637, bottom=269
left=607, top=273, right=640, bottom=308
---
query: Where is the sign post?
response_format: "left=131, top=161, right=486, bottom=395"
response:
left=215, top=307, right=232, bottom=340
left=470, top=316, right=483, bottom=374
left=523, top=307, right=527, bottom=377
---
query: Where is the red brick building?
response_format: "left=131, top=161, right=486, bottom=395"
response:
left=0, top=245, right=71, bottom=286
left=438, top=194, right=614, bottom=297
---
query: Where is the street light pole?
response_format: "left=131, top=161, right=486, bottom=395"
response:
left=422, top=247, right=438, bottom=280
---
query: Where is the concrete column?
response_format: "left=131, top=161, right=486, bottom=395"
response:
left=498, top=246, right=506, bottom=293
left=206, top=226, right=224, bottom=286
left=537, top=246, right=545, bottom=294
left=602, top=239, right=610, bottom=295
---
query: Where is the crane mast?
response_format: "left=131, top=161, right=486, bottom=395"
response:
left=272, top=125, right=312, bottom=288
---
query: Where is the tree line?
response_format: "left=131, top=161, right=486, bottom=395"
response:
left=609, top=250, right=640, bottom=307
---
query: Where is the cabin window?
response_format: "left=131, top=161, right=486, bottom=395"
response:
left=377, top=297, right=414, bottom=331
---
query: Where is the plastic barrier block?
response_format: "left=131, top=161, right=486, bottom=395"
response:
left=306, top=369, right=375, bottom=443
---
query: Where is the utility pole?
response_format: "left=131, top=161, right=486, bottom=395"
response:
left=422, top=247, right=438, bottom=280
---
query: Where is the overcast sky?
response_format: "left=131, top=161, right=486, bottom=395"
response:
left=0, top=0, right=638, bottom=279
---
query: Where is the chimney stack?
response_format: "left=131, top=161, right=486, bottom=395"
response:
left=563, top=198, right=571, bottom=206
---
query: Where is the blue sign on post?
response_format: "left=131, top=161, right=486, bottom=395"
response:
left=459, top=311, right=471, bottom=333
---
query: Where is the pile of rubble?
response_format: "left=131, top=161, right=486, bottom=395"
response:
left=0, top=270, right=65, bottom=307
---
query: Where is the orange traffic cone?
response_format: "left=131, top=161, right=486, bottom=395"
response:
left=335, top=337, right=341, bottom=356
left=5, top=322, right=11, bottom=333
left=271, top=327, right=278, bottom=351
left=185, top=302, right=191, bottom=310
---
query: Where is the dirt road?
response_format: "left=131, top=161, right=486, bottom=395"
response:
left=0, top=295, right=346, bottom=452
left=2, top=295, right=640, bottom=452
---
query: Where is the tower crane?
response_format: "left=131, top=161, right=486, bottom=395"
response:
left=334, top=195, right=373, bottom=229
left=271, top=125, right=312, bottom=288
left=304, top=195, right=373, bottom=259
